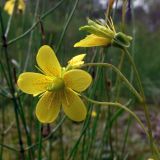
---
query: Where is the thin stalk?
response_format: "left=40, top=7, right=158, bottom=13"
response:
left=130, top=0, right=136, bottom=83
left=81, top=63, right=143, bottom=102
left=68, top=53, right=104, bottom=159
left=84, top=74, right=103, bottom=160
left=23, top=0, right=40, bottom=71
left=82, top=50, right=106, bottom=160
left=123, top=48, right=156, bottom=156
left=0, top=143, right=19, bottom=152
left=82, top=95, right=160, bottom=159
left=0, top=102, right=5, bottom=159
left=59, top=115, right=64, bottom=160
left=48, top=137, right=52, bottom=160
left=6, top=0, right=66, bottom=46
left=120, top=116, right=132, bottom=159
left=114, top=1, right=128, bottom=156
left=0, top=7, right=25, bottom=159
left=24, top=116, right=66, bottom=151
left=0, top=58, right=10, bottom=92
left=17, top=97, right=33, bottom=159
left=1, top=6, right=34, bottom=159
left=38, top=123, right=42, bottom=160
left=81, top=120, right=87, bottom=160
left=114, top=50, right=125, bottom=99
left=82, top=95, right=148, bottom=138
left=13, top=104, right=25, bottom=159
left=5, top=0, right=18, bottom=37
left=56, top=0, right=79, bottom=53
left=97, top=52, right=114, bottom=159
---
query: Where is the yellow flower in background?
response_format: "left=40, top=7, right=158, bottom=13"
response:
left=91, top=111, right=97, bottom=118
left=74, top=18, right=132, bottom=48
left=4, top=0, right=25, bottom=15
left=17, top=45, right=92, bottom=123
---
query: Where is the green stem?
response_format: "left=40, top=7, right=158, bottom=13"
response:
left=59, top=123, right=64, bottom=160
left=0, top=103, right=5, bottom=159
left=6, top=0, right=65, bottom=46
left=14, top=104, right=25, bottom=159
left=120, top=116, right=132, bottom=159
left=0, top=143, right=19, bottom=152
left=24, top=116, right=66, bottom=151
left=82, top=95, right=148, bottom=138
left=81, top=63, right=143, bottom=102
left=56, top=0, right=79, bottom=53
left=82, top=95, right=160, bottom=159
left=38, top=123, right=42, bottom=160
left=123, top=48, right=156, bottom=156
left=5, top=0, right=18, bottom=37
left=68, top=57, right=103, bottom=159
left=23, top=0, right=40, bottom=71
left=17, top=97, right=33, bottom=159
left=0, top=7, right=25, bottom=159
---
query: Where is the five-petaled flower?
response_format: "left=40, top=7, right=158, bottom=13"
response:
left=74, top=18, right=132, bottom=48
left=4, top=0, right=25, bottom=15
left=17, top=45, right=92, bottom=123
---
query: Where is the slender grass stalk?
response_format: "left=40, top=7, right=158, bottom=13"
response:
left=82, top=94, right=160, bottom=159
left=68, top=50, right=105, bottom=159
left=38, top=123, right=42, bottom=160
left=4, top=0, right=18, bottom=37
left=16, top=97, right=34, bottom=159
left=114, top=1, right=130, bottom=158
left=24, top=116, right=66, bottom=151
left=83, top=51, right=106, bottom=159
left=0, top=58, right=11, bottom=93
left=120, top=116, right=132, bottom=159
left=0, top=7, right=25, bottom=159
left=1, top=5, right=34, bottom=158
left=23, top=0, right=40, bottom=71
left=130, top=0, right=136, bottom=83
left=0, top=102, right=5, bottom=159
left=13, top=103, right=25, bottom=159
left=5, top=0, right=66, bottom=46
left=56, top=0, right=79, bottom=53
left=0, top=143, right=19, bottom=152
left=122, top=48, right=157, bottom=156
left=86, top=88, right=103, bottom=159
left=59, top=123, right=64, bottom=160
left=96, top=52, right=114, bottom=159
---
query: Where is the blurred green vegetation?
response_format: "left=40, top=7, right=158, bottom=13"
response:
left=0, top=0, right=160, bottom=159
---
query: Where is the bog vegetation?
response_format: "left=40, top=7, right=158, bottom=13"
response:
left=0, top=0, right=160, bottom=160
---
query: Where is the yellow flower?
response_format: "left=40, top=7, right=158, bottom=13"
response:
left=17, top=45, right=92, bottom=123
left=74, top=18, right=132, bottom=48
left=4, top=0, right=25, bottom=15
left=91, top=111, right=97, bottom=117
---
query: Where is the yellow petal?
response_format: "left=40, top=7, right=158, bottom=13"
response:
left=64, top=69, right=92, bottom=92
left=18, top=0, right=25, bottom=12
left=36, top=92, right=61, bottom=123
left=91, top=111, right=97, bottom=117
left=36, top=45, right=61, bottom=77
left=74, top=34, right=111, bottom=47
left=62, top=89, right=87, bottom=122
left=4, top=0, right=14, bottom=15
left=4, top=0, right=25, bottom=15
left=17, top=72, right=52, bottom=95
left=68, top=54, right=86, bottom=68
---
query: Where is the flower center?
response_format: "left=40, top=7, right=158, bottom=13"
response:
left=47, top=78, right=65, bottom=92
